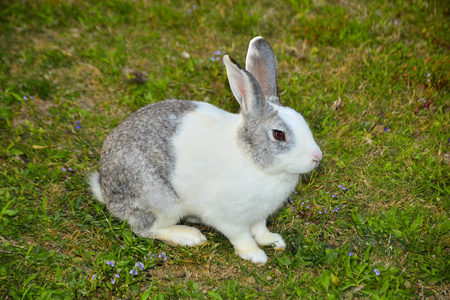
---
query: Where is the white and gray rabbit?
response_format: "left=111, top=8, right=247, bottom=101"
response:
left=90, top=37, right=322, bottom=264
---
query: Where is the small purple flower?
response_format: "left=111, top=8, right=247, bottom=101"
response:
left=294, top=191, right=298, bottom=194
left=338, top=185, right=341, bottom=188
left=394, top=19, right=398, bottom=26
left=427, top=73, right=431, bottom=77
left=77, top=120, right=81, bottom=125
left=23, top=95, right=28, bottom=100
left=114, top=274, right=120, bottom=278
left=211, top=50, right=225, bottom=62
left=374, top=268, right=380, bottom=276
left=68, top=167, right=73, bottom=171
left=289, top=198, right=293, bottom=203
left=187, top=4, right=197, bottom=15
left=348, top=252, right=353, bottom=256
left=92, top=274, right=97, bottom=280
left=106, top=260, right=114, bottom=267
left=306, top=205, right=310, bottom=209
left=111, top=279, right=116, bottom=284
left=157, top=252, right=167, bottom=261
left=62, top=168, right=67, bottom=172
left=30, top=96, right=34, bottom=100
left=319, top=211, right=322, bottom=214
left=332, top=194, right=336, bottom=198
left=427, top=79, right=430, bottom=82
left=324, top=210, right=327, bottom=213
left=130, top=266, right=139, bottom=275
left=135, top=261, right=144, bottom=271
left=76, top=125, right=81, bottom=130
left=384, top=127, right=388, bottom=133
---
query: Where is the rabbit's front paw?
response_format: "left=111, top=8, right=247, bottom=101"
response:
left=235, top=246, right=268, bottom=264
left=254, top=232, right=286, bottom=251
left=270, top=233, right=286, bottom=252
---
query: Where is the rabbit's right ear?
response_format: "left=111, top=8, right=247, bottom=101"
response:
left=245, top=37, right=279, bottom=104
left=223, top=55, right=269, bottom=117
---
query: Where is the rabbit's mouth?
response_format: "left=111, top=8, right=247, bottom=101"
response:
left=313, top=160, right=321, bottom=169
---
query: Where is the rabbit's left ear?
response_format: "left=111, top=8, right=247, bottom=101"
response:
left=245, top=37, right=279, bottom=104
left=223, top=55, right=270, bottom=118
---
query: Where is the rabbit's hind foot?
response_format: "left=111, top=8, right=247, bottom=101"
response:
left=151, top=225, right=207, bottom=247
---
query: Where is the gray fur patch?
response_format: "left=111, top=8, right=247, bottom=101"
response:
left=99, top=100, right=197, bottom=234
left=238, top=108, right=295, bottom=168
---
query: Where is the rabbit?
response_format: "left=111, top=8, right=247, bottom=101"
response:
left=89, top=36, right=322, bottom=264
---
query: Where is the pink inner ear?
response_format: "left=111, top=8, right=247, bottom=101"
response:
left=239, top=86, right=246, bottom=98
left=239, top=85, right=248, bottom=110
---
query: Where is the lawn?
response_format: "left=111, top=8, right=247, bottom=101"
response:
left=0, top=0, right=448, bottom=299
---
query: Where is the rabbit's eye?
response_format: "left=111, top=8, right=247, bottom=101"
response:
left=272, top=130, right=286, bottom=141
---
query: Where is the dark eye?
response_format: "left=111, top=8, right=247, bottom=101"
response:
left=272, top=130, right=286, bottom=141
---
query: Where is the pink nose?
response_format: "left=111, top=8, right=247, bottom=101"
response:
left=312, top=148, right=322, bottom=162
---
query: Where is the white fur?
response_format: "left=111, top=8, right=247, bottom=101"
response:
left=171, top=102, right=299, bottom=263
left=89, top=172, right=104, bottom=203
left=272, top=105, right=322, bottom=175
left=172, top=103, right=298, bottom=222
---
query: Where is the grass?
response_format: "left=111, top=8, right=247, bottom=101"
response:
left=0, top=0, right=448, bottom=298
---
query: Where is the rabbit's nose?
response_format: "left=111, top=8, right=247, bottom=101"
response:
left=312, top=148, right=322, bottom=163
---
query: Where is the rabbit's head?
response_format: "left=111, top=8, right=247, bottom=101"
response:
left=223, top=37, right=322, bottom=176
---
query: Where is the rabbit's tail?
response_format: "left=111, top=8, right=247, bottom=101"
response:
left=89, top=172, right=105, bottom=203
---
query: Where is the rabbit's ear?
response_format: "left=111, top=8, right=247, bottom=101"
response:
left=245, top=37, right=279, bottom=104
left=223, top=55, right=269, bottom=117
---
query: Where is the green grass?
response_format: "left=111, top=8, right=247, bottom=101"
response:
left=0, top=0, right=449, bottom=298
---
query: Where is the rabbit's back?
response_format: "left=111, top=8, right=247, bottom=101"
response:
left=98, top=100, right=197, bottom=225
